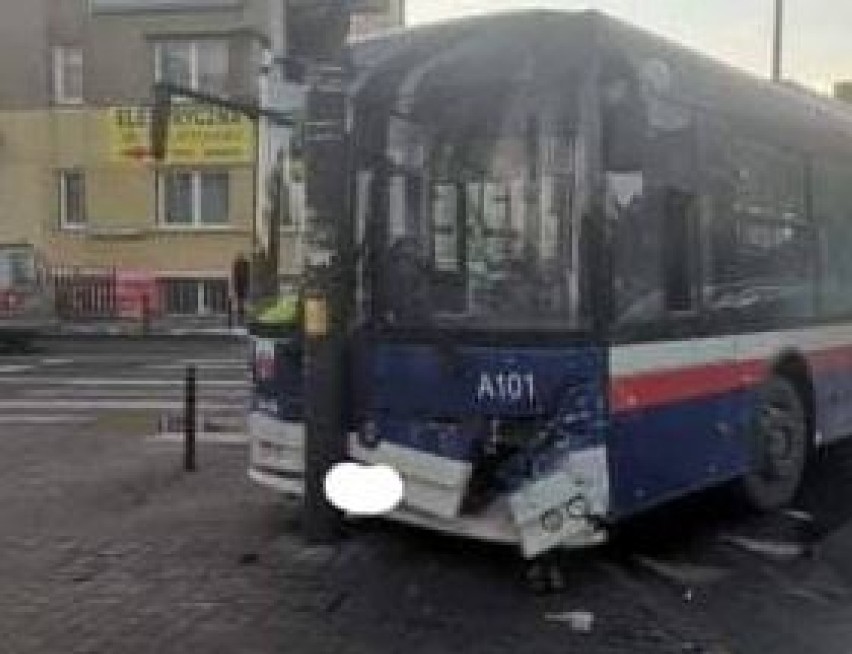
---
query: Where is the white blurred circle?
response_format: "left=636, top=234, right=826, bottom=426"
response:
left=323, top=462, right=404, bottom=516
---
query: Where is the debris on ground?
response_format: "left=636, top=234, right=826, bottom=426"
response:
left=719, top=534, right=803, bottom=561
left=784, top=509, right=815, bottom=523
left=634, top=556, right=730, bottom=586
left=544, top=610, right=595, bottom=632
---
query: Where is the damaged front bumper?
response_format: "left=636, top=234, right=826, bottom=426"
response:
left=248, top=411, right=608, bottom=558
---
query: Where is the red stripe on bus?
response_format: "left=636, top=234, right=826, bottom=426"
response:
left=806, top=345, right=852, bottom=374
left=610, top=359, right=767, bottom=413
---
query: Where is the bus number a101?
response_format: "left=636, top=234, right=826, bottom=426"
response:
left=477, top=372, right=536, bottom=404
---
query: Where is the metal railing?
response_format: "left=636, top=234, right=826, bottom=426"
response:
left=52, top=267, right=118, bottom=320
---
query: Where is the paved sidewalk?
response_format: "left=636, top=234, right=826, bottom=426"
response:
left=0, top=413, right=717, bottom=654
left=0, top=415, right=279, bottom=654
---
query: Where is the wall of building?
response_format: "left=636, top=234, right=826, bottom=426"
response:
left=0, top=111, right=53, bottom=246
left=0, top=0, right=279, bottom=316
left=0, top=0, right=51, bottom=109
left=0, top=0, right=406, bottom=314
left=85, top=9, right=264, bottom=105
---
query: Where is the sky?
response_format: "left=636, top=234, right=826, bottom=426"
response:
left=405, top=1, right=852, bottom=94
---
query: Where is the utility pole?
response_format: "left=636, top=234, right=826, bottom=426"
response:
left=772, top=0, right=784, bottom=82
left=293, top=1, right=352, bottom=543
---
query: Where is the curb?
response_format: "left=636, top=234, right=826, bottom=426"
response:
left=44, top=327, right=249, bottom=341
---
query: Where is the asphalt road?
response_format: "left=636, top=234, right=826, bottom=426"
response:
left=0, top=337, right=249, bottom=433
left=5, top=337, right=852, bottom=653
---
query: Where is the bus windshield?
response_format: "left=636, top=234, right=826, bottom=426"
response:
left=361, top=111, right=587, bottom=333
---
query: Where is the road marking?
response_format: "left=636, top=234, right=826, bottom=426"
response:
left=144, top=363, right=250, bottom=372
left=0, top=400, right=245, bottom=411
left=0, top=415, right=94, bottom=425
left=21, top=388, right=247, bottom=399
left=0, top=356, right=244, bottom=366
left=0, top=365, right=35, bottom=373
left=150, top=432, right=248, bottom=445
left=39, top=358, right=74, bottom=366
left=0, top=377, right=245, bottom=387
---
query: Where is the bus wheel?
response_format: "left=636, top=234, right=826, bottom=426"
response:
left=737, top=377, right=808, bottom=512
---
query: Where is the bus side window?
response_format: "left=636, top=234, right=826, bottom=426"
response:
left=705, top=134, right=812, bottom=321
left=814, top=161, right=852, bottom=318
left=662, top=188, right=698, bottom=313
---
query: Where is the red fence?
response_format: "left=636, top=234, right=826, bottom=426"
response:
left=50, top=268, right=226, bottom=323
left=52, top=268, right=119, bottom=320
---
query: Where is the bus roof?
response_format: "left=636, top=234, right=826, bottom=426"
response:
left=351, top=10, right=852, bottom=160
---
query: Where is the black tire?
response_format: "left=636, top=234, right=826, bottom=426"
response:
left=736, top=377, right=809, bottom=511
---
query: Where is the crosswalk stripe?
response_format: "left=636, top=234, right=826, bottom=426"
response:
left=39, top=358, right=74, bottom=366
left=0, top=415, right=94, bottom=424
left=144, top=363, right=250, bottom=372
left=21, top=388, right=246, bottom=399
left=0, top=400, right=245, bottom=411
left=0, top=365, right=36, bottom=374
left=0, top=377, right=245, bottom=387
left=1, top=357, right=245, bottom=367
left=0, top=356, right=250, bottom=422
left=150, top=432, right=248, bottom=445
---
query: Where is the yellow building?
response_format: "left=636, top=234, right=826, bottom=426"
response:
left=0, top=0, right=272, bottom=316
left=0, top=0, right=403, bottom=317
left=48, top=105, right=257, bottom=315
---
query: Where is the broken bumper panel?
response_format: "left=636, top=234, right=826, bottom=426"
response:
left=351, top=435, right=608, bottom=556
left=248, top=414, right=607, bottom=556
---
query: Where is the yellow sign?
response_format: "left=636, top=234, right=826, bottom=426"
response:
left=304, top=297, right=329, bottom=337
left=107, top=105, right=254, bottom=164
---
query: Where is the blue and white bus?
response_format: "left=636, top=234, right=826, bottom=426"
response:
left=250, top=11, right=852, bottom=559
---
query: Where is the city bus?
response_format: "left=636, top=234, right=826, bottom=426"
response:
left=249, top=11, right=852, bottom=559
left=0, top=244, right=55, bottom=347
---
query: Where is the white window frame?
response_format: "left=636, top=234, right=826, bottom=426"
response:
left=154, top=39, right=228, bottom=99
left=58, top=169, right=87, bottom=230
left=158, top=169, right=231, bottom=229
left=200, top=278, right=229, bottom=315
left=161, top=277, right=228, bottom=316
left=53, top=45, right=84, bottom=105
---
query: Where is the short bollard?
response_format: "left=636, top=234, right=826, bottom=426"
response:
left=141, top=293, right=151, bottom=335
left=184, top=365, right=197, bottom=472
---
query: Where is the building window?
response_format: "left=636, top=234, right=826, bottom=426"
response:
left=160, top=170, right=229, bottom=227
left=161, top=278, right=229, bottom=316
left=154, top=39, right=229, bottom=96
left=59, top=170, right=87, bottom=228
left=53, top=46, right=84, bottom=105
